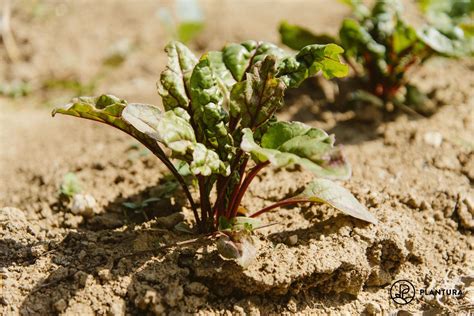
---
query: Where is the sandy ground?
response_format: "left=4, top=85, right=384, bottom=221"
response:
left=1, top=0, right=473, bottom=315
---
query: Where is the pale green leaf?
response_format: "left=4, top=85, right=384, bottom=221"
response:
left=297, top=178, right=377, bottom=224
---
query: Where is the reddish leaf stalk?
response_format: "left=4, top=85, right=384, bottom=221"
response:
left=249, top=197, right=311, bottom=218
left=228, top=161, right=270, bottom=219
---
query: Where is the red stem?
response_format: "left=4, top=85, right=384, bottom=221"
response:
left=198, top=176, right=212, bottom=231
left=212, top=151, right=245, bottom=220
left=228, top=161, right=270, bottom=219
left=225, top=156, right=249, bottom=218
left=249, top=197, right=310, bottom=218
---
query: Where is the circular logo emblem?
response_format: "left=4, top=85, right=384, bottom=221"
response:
left=390, top=280, right=416, bottom=305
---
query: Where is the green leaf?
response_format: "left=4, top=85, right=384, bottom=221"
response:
left=60, top=172, right=82, bottom=197
left=393, top=21, right=418, bottom=54
left=189, top=143, right=229, bottom=176
left=230, top=56, right=286, bottom=129
left=296, top=178, right=377, bottom=224
left=122, top=103, right=229, bottom=176
left=122, top=103, right=196, bottom=155
left=218, top=216, right=262, bottom=232
left=418, top=26, right=474, bottom=56
left=52, top=95, right=173, bottom=165
left=190, top=51, right=234, bottom=154
left=279, top=21, right=337, bottom=50
left=277, top=43, right=349, bottom=87
left=158, top=41, right=198, bottom=111
left=177, top=21, right=205, bottom=44
left=241, top=122, right=351, bottom=180
left=222, top=41, right=287, bottom=81
left=339, top=19, right=386, bottom=59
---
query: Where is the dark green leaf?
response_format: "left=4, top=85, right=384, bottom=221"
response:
left=277, top=44, right=349, bottom=87
left=241, top=122, right=351, bottom=180
left=279, top=21, right=336, bottom=51
left=230, top=56, right=286, bottom=129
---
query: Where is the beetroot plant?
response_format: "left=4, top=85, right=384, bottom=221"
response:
left=53, top=40, right=377, bottom=266
left=280, top=0, right=473, bottom=110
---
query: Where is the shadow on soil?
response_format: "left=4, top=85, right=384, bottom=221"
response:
left=284, top=77, right=437, bottom=145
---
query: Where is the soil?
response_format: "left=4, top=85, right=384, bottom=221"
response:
left=1, top=0, right=473, bottom=315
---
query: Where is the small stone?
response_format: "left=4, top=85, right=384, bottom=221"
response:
left=71, top=194, right=98, bottom=218
left=287, top=235, right=298, bottom=246
left=423, top=131, right=443, bottom=147
left=108, top=299, right=125, bottom=316
left=54, top=299, right=67, bottom=312
left=155, top=212, right=185, bottom=229
left=365, top=302, right=382, bottom=315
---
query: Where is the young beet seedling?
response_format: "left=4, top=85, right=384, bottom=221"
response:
left=280, top=0, right=473, bottom=112
left=53, top=40, right=377, bottom=267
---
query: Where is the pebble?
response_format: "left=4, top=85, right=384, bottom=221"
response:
left=155, top=212, right=185, bottom=229
left=287, top=235, right=298, bottom=246
left=423, top=131, right=443, bottom=147
left=71, top=194, right=98, bottom=218
left=365, top=302, right=382, bottom=315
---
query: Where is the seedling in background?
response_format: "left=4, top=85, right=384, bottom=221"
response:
left=280, top=0, right=473, bottom=113
left=59, top=172, right=82, bottom=198
left=53, top=40, right=377, bottom=266
left=157, top=0, right=205, bottom=44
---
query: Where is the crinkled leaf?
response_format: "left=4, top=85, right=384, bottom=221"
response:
left=339, top=19, right=386, bottom=58
left=222, top=40, right=287, bottom=81
left=370, top=0, right=402, bottom=38
left=241, top=122, right=351, bottom=180
left=295, top=178, right=377, bottom=224
left=158, top=41, right=198, bottom=111
left=190, top=52, right=233, bottom=153
left=230, top=56, right=286, bottom=128
left=393, top=21, right=419, bottom=54
left=277, top=44, right=349, bottom=87
left=190, top=143, right=229, bottom=176
left=122, top=103, right=196, bottom=155
left=122, top=103, right=229, bottom=176
left=279, top=21, right=336, bottom=50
